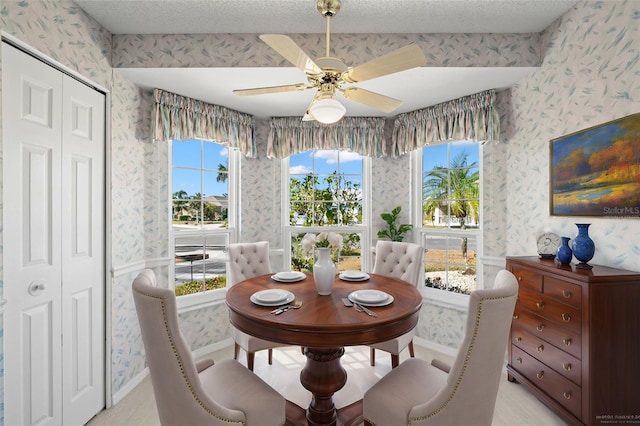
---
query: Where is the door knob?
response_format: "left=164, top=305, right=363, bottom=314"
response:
left=28, top=280, right=46, bottom=296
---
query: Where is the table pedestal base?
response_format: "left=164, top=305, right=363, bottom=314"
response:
left=285, top=400, right=363, bottom=426
left=300, top=347, right=346, bottom=426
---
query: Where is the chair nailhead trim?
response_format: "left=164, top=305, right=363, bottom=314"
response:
left=409, top=294, right=513, bottom=424
left=138, top=289, right=245, bottom=425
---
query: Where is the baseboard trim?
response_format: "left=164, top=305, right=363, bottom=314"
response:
left=112, top=366, right=149, bottom=405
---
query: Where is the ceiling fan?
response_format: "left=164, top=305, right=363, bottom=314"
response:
left=232, top=0, right=427, bottom=124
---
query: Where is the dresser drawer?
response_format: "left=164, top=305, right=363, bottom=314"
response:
left=512, top=307, right=581, bottom=359
left=544, top=277, right=582, bottom=308
left=518, top=288, right=582, bottom=335
left=511, top=266, right=543, bottom=292
left=511, top=325, right=582, bottom=386
left=511, top=345, right=582, bottom=421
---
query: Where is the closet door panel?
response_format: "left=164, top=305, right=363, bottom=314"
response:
left=61, top=74, right=105, bottom=425
left=3, top=42, right=63, bottom=426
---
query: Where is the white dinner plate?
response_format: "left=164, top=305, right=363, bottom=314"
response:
left=348, top=289, right=394, bottom=306
left=250, top=289, right=295, bottom=306
left=339, top=271, right=370, bottom=282
left=271, top=271, right=306, bottom=282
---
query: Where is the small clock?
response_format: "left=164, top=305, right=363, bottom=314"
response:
left=537, top=233, right=561, bottom=259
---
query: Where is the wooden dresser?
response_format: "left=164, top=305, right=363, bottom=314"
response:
left=506, top=256, right=640, bottom=426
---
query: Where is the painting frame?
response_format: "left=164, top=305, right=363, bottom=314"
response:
left=550, top=113, right=640, bottom=218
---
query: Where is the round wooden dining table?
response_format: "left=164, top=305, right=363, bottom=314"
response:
left=225, top=272, right=422, bottom=426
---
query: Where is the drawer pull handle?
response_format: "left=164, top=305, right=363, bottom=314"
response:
left=562, top=290, right=572, bottom=298
left=563, top=391, right=572, bottom=400
left=561, top=313, right=571, bottom=322
left=517, top=357, right=523, bottom=364
left=518, top=276, right=523, bottom=281
left=516, top=337, right=522, bottom=342
left=536, top=371, right=544, bottom=379
left=537, top=345, right=544, bottom=352
left=563, top=363, right=572, bottom=371
left=537, top=323, right=545, bottom=331
left=563, top=338, right=572, bottom=346
left=513, top=314, right=519, bottom=320
left=536, top=301, right=545, bottom=309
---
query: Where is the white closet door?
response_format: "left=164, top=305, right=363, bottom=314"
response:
left=61, top=70, right=105, bottom=425
left=2, top=42, right=105, bottom=426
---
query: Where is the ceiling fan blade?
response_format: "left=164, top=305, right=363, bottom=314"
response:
left=233, top=83, right=309, bottom=96
left=341, top=87, right=402, bottom=113
left=343, top=44, right=426, bottom=83
left=259, top=34, right=323, bottom=76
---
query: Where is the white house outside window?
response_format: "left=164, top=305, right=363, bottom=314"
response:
left=170, top=139, right=236, bottom=298
left=285, top=150, right=370, bottom=273
left=418, top=140, right=480, bottom=296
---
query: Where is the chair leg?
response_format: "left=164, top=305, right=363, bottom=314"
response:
left=391, top=354, right=400, bottom=369
left=268, top=348, right=273, bottom=365
left=370, top=347, right=376, bottom=366
left=234, top=342, right=240, bottom=360
left=408, top=339, right=415, bottom=358
left=247, top=352, right=255, bottom=371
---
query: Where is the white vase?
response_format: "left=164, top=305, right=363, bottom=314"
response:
left=313, top=247, right=336, bottom=295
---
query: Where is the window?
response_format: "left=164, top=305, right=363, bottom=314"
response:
left=170, top=139, right=236, bottom=297
left=419, top=140, right=480, bottom=295
left=286, top=150, right=369, bottom=272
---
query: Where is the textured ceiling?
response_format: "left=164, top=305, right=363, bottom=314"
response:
left=74, top=0, right=577, bottom=35
left=74, top=0, right=577, bottom=119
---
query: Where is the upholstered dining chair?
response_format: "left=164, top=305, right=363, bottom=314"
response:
left=369, top=240, right=423, bottom=368
left=227, top=241, right=284, bottom=371
left=132, top=269, right=286, bottom=426
left=363, top=269, right=518, bottom=426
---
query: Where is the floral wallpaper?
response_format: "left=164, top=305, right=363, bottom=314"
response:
left=240, top=119, right=283, bottom=247
left=502, top=0, right=639, bottom=271
left=112, top=33, right=540, bottom=69
left=0, top=0, right=638, bottom=423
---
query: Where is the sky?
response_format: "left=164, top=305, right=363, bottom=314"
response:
left=172, top=139, right=229, bottom=198
left=171, top=139, right=479, bottom=198
left=423, top=140, right=478, bottom=172
left=289, top=150, right=364, bottom=189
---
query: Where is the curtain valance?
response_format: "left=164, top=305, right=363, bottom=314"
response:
left=391, top=90, right=500, bottom=157
left=152, top=89, right=256, bottom=157
left=267, top=116, right=387, bottom=159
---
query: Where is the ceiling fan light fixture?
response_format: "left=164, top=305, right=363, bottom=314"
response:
left=310, top=98, right=346, bottom=124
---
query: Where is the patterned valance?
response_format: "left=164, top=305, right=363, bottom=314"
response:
left=267, top=116, right=387, bottom=159
left=391, top=90, right=500, bottom=157
left=152, top=89, right=256, bottom=157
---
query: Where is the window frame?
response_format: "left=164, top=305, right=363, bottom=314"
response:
left=412, top=141, right=483, bottom=307
left=282, top=151, right=373, bottom=273
left=168, top=139, right=240, bottom=310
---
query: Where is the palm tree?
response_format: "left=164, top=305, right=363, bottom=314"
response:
left=172, top=190, right=189, bottom=219
left=422, top=151, right=479, bottom=263
left=216, top=162, right=228, bottom=183
left=189, top=192, right=203, bottom=223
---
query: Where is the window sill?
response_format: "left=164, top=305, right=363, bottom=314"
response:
left=177, top=287, right=227, bottom=313
left=421, top=286, right=469, bottom=309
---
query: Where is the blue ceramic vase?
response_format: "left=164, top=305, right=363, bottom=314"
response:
left=571, top=223, right=595, bottom=269
left=556, top=237, right=573, bottom=265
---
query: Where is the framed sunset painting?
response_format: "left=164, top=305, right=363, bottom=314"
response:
left=550, top=113, right=640, bottom=217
